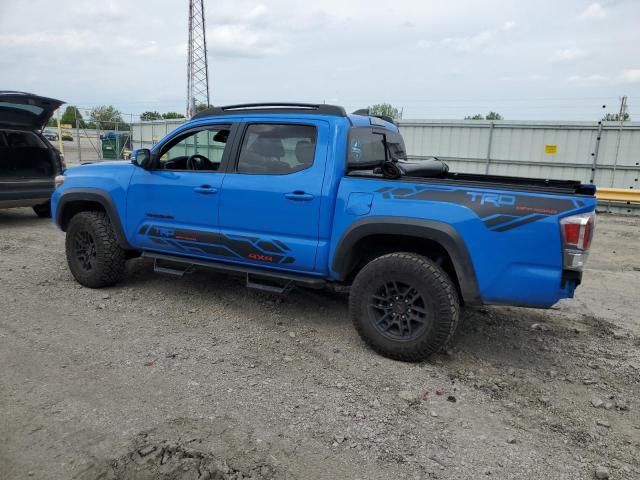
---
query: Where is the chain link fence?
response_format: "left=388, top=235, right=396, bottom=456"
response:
left=49, top=108, right=137, bottom=166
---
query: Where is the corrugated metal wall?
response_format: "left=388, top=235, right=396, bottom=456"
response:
left=399, top=119, right=640, bottom=193
left=132, top=120, right=185, bottom=150
left=132, top=118, right=640, bottom=212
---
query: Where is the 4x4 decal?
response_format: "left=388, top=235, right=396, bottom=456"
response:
left=141, top=225, right=296, bottom=265
left=376, top=186, right=579, bottom=232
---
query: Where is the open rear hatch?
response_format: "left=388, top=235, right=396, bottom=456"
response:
left=0, top=91, right=63, bottom=130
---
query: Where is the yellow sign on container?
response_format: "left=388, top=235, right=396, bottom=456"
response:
left=545, top=145, right=557, bottom=154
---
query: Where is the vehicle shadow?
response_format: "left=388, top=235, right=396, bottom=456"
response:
left=113, top=256, right=618, bottom=367
left=0, top=208, right=49, bottom=226
left=119, top=257, right=351, bottom=329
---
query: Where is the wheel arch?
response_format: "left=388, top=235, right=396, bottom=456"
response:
left=56, top=189, right=133, bottom=250
left=332, top=217, right=481, bottom=305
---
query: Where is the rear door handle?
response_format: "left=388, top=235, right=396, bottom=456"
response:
left=193, top=185, right=218, bottom=195
left=284, top=191, right=314, bottom=201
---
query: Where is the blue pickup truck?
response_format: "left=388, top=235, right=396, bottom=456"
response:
left=51, top=103, right=596, bottom=361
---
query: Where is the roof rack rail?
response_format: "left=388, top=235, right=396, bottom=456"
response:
left=192, top=102, right=347, bottom=119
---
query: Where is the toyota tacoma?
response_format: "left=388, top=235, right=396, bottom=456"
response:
left=51, top=103, right=597, bottom=361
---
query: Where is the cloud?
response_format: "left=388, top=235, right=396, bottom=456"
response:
left=441, top=30, right=493, bottom=53
left=551, top=48, right=589, bottom=63
left=578, top=3, right=607, bottom=20
left=207, top=25, right=284, bottom=58
left=566, top=74, right=608, bottom=85
left=209, top=3, right=269, bottom=27
left=0, top=31, right=101, bottom=50
left=620, top=69, right=640, bottom=83
left=134, top=41, right=160, bottom=56
left=502, top=20, right=516, bottom=31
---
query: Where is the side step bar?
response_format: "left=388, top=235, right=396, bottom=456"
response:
left=144, top=252, right=326, bottom=291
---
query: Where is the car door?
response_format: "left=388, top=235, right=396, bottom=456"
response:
left=216, top=119, right=329, bottom=273
left=125, top=123, right=235, bottom=257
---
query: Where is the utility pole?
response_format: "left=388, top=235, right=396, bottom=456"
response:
left=56, top=108, right=63, bottom=155
left=186, top=0, right=210, bottom=118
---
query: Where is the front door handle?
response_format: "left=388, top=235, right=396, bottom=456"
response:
left=193, top=185, right=218, bottom=195
left=284, top=191, right=314, bottom=202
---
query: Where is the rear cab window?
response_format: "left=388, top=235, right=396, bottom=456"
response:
left=236, top=124, right=317, bottom=175
left=347, top=127, right=407, bottom=169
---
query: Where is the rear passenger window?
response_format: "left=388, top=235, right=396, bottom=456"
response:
left=237, top=124, right=317, bottom=175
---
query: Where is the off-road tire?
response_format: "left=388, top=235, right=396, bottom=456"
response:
left=32, top=201, right=51, bottom=218
left=349, top=252, right=460, bottom=362
left=65, top=211, right=126, bottom=288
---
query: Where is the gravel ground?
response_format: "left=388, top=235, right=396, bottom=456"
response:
left=0, top=209, right=639, bottom=480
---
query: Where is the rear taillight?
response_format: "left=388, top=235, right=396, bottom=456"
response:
left=560, top=212, right=595, bottom=270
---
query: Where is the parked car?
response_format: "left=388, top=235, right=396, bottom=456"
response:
left=61, top=130, right=74, bottom=141
left=42, top=128, right=59, bottom=141
left=1, top=91, right=66, bottom=217
left=51, top=103, right=597, bottom=361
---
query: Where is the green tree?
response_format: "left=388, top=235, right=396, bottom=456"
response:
left=89, top=105, right=129, bottom=130
left=140, top=111, right=162, bottom=121
left=90, top=105, right=124, bottom=129
left=465, top=112, right=504, bottom=120
left=195, top=103, right=212, bottom=113
left=162, top=112, right=185, bottom=119
left=602, top=112, right=630, bottom=122
left=369, top=103, right=401, bottom=120
left=60, top=106, right=85, bottom=127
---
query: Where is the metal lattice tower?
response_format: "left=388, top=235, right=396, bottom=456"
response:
left=186, top=0, right=210, bottom=118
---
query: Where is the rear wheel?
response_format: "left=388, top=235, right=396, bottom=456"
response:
left=65, top=211, right=126, bottom=288
left=349, top=252, right=460, bottom=362
left=32, top=201, right=51, bottom=218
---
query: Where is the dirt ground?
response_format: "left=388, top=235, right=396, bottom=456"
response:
left=1, top=209, right=638, bottom=480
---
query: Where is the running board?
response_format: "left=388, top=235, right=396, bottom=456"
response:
left=153, top=258, right=189, bottom=277
left=143, top=252, right=326, bottom=290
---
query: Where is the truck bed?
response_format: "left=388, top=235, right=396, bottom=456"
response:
left=347, top=170, right=596, bottom=196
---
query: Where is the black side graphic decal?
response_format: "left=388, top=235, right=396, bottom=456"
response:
left=142, top=226, right=296, bottom=264
left=377, top=186, right=577, bottom=232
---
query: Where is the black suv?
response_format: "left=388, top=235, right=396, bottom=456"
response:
left=0, top=91, right=65, bottom=217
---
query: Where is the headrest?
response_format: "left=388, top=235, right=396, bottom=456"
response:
left=249, top=136, right=284, bottom=158
left=295, top=140, right=314, bottom=164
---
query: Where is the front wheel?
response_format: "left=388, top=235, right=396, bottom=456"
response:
left=65, top=211, right=126, bottom=288
left=349, top=252, right=460, bottom=362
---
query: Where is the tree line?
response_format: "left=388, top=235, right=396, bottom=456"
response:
left=48, top=103, right=631, bottom=130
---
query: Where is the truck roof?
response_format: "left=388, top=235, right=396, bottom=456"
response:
left=192, top=102, right=399, bottom=132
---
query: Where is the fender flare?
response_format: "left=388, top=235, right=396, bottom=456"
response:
left=55, top=188, right=133, bottom=250
left=331, top=217, right=481, bottom=304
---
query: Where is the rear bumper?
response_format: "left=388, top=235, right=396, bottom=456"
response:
left=0, top=180, right=53, bottom=208
left=480, top=263, right=581, bottom=308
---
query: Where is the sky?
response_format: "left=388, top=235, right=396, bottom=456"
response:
left=1, top=0, right=639, bottom=121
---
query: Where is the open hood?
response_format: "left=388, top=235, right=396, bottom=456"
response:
left=0, top=91, right=64, bottom=130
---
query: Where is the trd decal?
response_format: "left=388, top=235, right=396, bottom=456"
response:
left=467, top=192, right=515, bottom=207
left=142, top=225, right=296, bottom=264
left=377, top=186, right=578, bottom=232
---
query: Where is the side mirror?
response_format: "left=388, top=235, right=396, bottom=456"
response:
left=132, top=148, right=153, bottom=170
